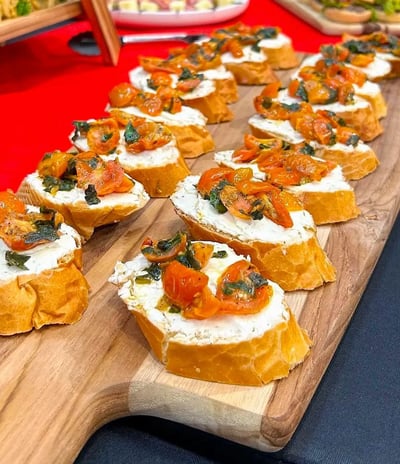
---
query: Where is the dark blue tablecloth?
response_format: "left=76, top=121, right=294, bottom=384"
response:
left=76, top=215, right=400, bottom=464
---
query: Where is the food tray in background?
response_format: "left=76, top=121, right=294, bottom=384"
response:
left=0, top=0, right=82, bottom=44
left=109, top=0, right=249, bottom=27
left=0, top=57, right=400, bottom=463
left=273, top=0, right=400, bottom=35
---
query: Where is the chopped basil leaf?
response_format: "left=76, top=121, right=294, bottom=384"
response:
left=124, top=121, right=140, bottom=144
left=84, top=184, right=100, bottom=205
left=212, top=250, right=228, bottom=259
left=5, top=251, right=30, bottom=270
left=249, top=272, right=269, bottom=288
left=24, top=221, right=59, bottom=244
left=168, top=305, right=181, bottom=314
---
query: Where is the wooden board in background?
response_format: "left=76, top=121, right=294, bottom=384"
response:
left=1, top=61, right=399, bottom=463
left=273, top=0, right=400, bottom=36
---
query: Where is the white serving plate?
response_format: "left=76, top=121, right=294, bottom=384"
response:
left=110, top=0, right=249, bottom=27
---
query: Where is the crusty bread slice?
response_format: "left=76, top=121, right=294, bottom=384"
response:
left=259, top=34, right=300, bottom=70
left=19, top=173, right=150, bottom=241
left=110, top=241, right=312, bottom=386
left=170, top=176, right=336, bottom=291
left=223, top=60, right=279, bottom=86
left=182, top=90, right=234, bottom=124
left=129, top=66, right=234, bottom=124
left=108, top=106, right=215, bottom=159
left=276, top=89, right=383, bottom=142
left=214, top=150, right=360, bottom=225
left=248, top=114, right=379, bottom=181
left=0, top=217, right=89, bottom=336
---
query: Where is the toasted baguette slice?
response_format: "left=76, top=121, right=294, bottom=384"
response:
left=298, top=54, right=388, bottom=118
left=108, top=106, right=215, bottom=159
left=72, top=124, right=191, bottom=199
left=221, top=45, right=279, bottom=85
left=110, top=241, right=311, bottom=386
left=201, top=66, right=239, bottom=103
left=248, top=113, right=379, bottom=181
left=277, top=89, right=383, bottom=142
left=214, top=150, right=360, bottom=225
left=19, top=172, right=150, bottom=241
left=258, top=32, right=300, bottom=69
left=341, top=32, right=400, bottom=79
left=129, top=66, right=234, bottom=123
left=0, top=204, right=89, bottom=336
left=258, top=32, right=299, bottom=69
left=170, top=176, right=336, bottom=291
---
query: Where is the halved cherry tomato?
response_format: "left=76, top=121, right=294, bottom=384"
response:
left=125, top=120, right=172, bottom=153
left=162, top=260, right=209, bottom=309
left=37, top=151, right=74, bottom=179
left=87, top=118, right=120, bottom=155
left=260, top=81, right=282, bottom=99
left=184, top=286, right=221, bottom=319
left=260, top=190, right=293, bottom=228
left=0, top=191, right=26, bottom=222
left=76, top=157, right=132, bottom=196
left=197, top=167, right=234, bottom=197
left=219, top=184, right=253, bottom=220
left=216, top=260, right=272, bottom=315
left=109, top=83, right=140, bottom=108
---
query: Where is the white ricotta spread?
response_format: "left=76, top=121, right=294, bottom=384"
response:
left=170, top=175, right=316, bottom=245
left=107, top=104, right=207, bottom=127
left=72, top=131, right=181, bottom=169
left=248, top=113, right=370, bottom=157
left=258, top=32, right=292, bottom=49
left=109, top=241, right=289, bottom=345
left=129, top=66, right=216, bottom=100
left=214, top=150, right=351, bottom=193
left=300, top=53, right=391, bottom=81
left=25, top=172, right=150, bottom=208
left=248, top=114, right=305, bottom=144
left=0, top=215, right=81, bottom=282
left=277, top=88, right=370, bottom=114
left=201, top=65, right=236, bottom=81
left=221, top=45, right=268, bottom=64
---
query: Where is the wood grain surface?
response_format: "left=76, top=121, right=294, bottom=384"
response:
left=1, top=60, right=400, bottom=463
left=273, top=0, right=400, bottom=36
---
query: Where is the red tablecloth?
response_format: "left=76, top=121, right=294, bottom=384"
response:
left=0, top=0, right=341, bottom=192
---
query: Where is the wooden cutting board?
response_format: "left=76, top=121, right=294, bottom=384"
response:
left=2, top=60, right=400, bottom=463
left=274, top=0, right=400, bottom=35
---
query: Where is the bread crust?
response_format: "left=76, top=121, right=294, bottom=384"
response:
left=248, top=120, right=379, bottom=181
left=294, top=189, right=360, bottom=225
left=261, top=42, right=300, bottom=70
left=166, top=124, right=215, bottom=158
left=213, top=76, right=239, bottom=104
left=223, top=61, right=279, bottom=85
left=328, top=102, right=383, bottom=142
left=183, top=90, right=234, bottom=124
left=313, top=145, right=379, bottom=180
left=0, top=246, right=89, bottom=336
left=111, top=247, right=312, bottom=386
left=18, top=176, right=150, bottom=241
left=173, top=208, right=336, bottom=291
left=121, top=155, right=190, bottom=198
left=132, top=296, right=311, bottom=386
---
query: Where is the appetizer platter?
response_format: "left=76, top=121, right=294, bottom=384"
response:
left=1, top=23, right=400, bottom=464
left=274, top=0, right=400, bottom=35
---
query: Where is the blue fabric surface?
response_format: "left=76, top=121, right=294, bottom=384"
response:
left=76, top=215, right=400, bottom=464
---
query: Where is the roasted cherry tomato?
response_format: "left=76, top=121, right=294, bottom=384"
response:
left=162, top=260, right=209, bottom=309
left=216, top=260, right=272, bottom=314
